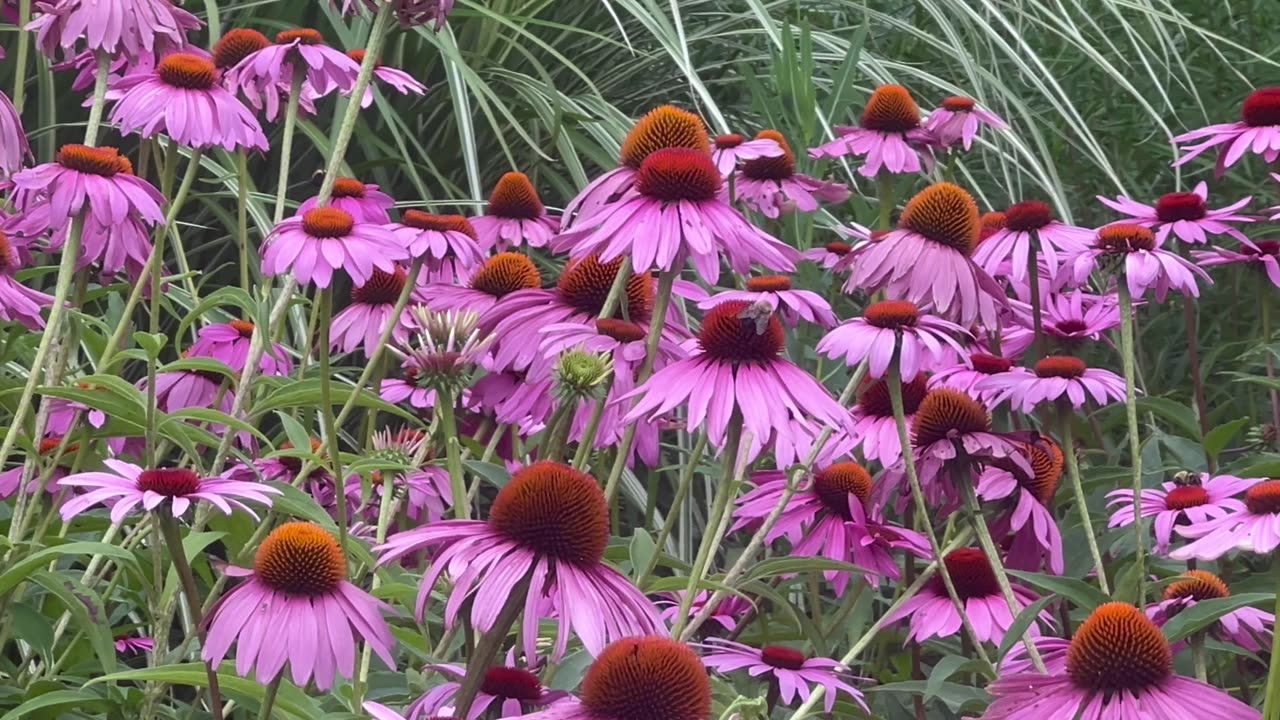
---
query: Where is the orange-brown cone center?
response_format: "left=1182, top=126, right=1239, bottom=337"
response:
left=556, top=255, right=652, bottom=321
left=488, top=461, right=609, bottom=565
left=697, top=301, right=784, bottom=364
left=1155, top=192, right=1207, bottom=222
left=745, top=275, right=792, bottom=293
left=580, top=637, right=711, bottom=720
left=401, top=210, right=479, bottom=241
left=1242, top=87, right=1280, bottom=127
left=487, top=171, right=544, bottom=219
left=619, top=105, right=710, bottom=169
left=351, top=266, right=407, bottom=305
left=941, top=96, right=975, bottom=112
left=276, top=28, right=323, bottom=45
left=331, top=177, right=367, bottom=199
left=812, top=462, right=872, bottom=520
left=1096, top=224, right=1156, bottom=253
left=863, top=299, right=920, bottom=329
left=57, top=144, right=125, bottom=177
left=470, top=252, right=541, bottom=298
left=1067, top=602, right=1172, bottom=691
left=229, top=319, right=256, bottom=338
left=824, top=240, right=852, bottom=256
left=596, top=318, right=645, bottom=344
left=741, top=129, right=795, bottom=181
left=157, top=53, right=216, bottom=90
left=858, top=374, right=927, bottom=417
left=213, top=28, right=270, bottom=69
left=301, top=207, right=355, bottom=238
left=899, top=183, right=980, bottom=256
left=970, top=353, right=1013, bottom=375
left=253, top=521, right=347, bottom=596
left=1164, top=484, right=1210, bottom=511
left=1034, top=355, right=1087, bottom=379
left=860, top=85, right=921, bottom=132
left=1164, top=570, right=1230, bottom=602
left=912, top=388, right=990, bottom=446
left=635, top=148, right=721, bottom=202
left=714, top=133, right=744, bottom=149
left=979, top=211, right=1007, bottom=242
left=1245, top=480, right=1280, bottom=515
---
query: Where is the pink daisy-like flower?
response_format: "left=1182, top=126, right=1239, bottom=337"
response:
left=554, top=147, right=799, bottom=284
left=1063, top=223, right=1210, bottom=301
left=375, top=462, right=663, bottom=659
left=1, top=90, right=29, bottom=179
left=1194, top=238, right=1280, bottom=289
left=1172, top=479, right=1280, bottom=561
left=623, top=301, right=851, bottom=452
left=801, top=237, right=858, bottom=271
left=849, top=374, right=925, bottom=467
left=406, top=662, right=570, bottom=720
left=211, top=28, right=270, bottom=76
left=733, top=130, right=848, bottom=218
left=656, top=590, right=753, bottom=635
left=733, top=461, right=928, bottom=594
left=980, top=602, right=1258, bottom=719
left=27, top=0, right=200, bottom=62
left=845, top=182, right=1006, bottom=328
left=978, top=355, right=1126, bottom=412
left=228, top=439, right=337, bottom=513
left=1097, top=181, right=1252, bottom=246
left=344, top=428, right=452, bottom=524
left=188, top=319, right=293, bottom=377
left=928, top=352, right=1012, bottom=406
left=1001, top=289, right=1121, bottom=357
left=808, top=84, right=936, bottom=176
left=225, top=28, right=359, bottom=122
left=818, top=299, right=969, bottom=379
left=923, top=96, right=1008, bottom=150
left=699, top=275, right=837, bottom=329
left=331, top=267, right=422, bottom=356
left=9, top=144, right=165, bottom=232
left=114, top=634, right=154, bottom=655
left=0, top=229, right=54, bottom=330
left=976, top=437, right=1065, bottom=574
left=1173, top=87, right=1280, bottom=176
left=1107, top=473, right=1259, bottom=556
left=972, top=200, right=1094, bottom=284
left=1149, top=571, right=1274, bottom=655
left=261, top=207, right=408, bottom=289
left=140, top=363, right=234, bottom=415
left=470, top=172, right=560, bottom=251
left=299, top=177, right=395, bottom=224
left=882, top=547, right=1047, bottom=645
left=907, top=387, right=1030, bottom=505
left=58, top=461, right=279, bottom=522
left=387, top=210, right=485, bottom=283
left=0, top=437, right=73, bottom=499
left=7, top=202, right=155, bottom=280
left=419, top=251, right=543, bottom=320
left=711, top=132, right=784, bottom=176
left=345, top=50, right=427, bottom=108
left=699, top=639, right=867, bottom=714
left=106, top=52, right=267, bottom=151
left=203, top=522, right=396, bottom=690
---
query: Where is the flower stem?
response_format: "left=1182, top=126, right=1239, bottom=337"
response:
left=10, top=0, right=31, bottom=112
left=596, top=256, right=633, bottom=320
left=1116, top=280, right=1146, bottom=604
left=436, top=386, right=468, bottom=520
left=317, top=287, right=350, bottom=557
left=272, top=68, right=305, bottom=225
left=1263, top=554, right=1280, bottom=720
left=452, top=573, right=532, bottom=718
left=144, top=143, right=183, bottom=467
left=236, top=150, right=252, bottom=301
left=82, top=52, right=110, bottom=143
left=876, top=172, right=895, bottom=230
left=571, top=382, right=611, bottom=471
left=1058, top=401, right=1110, bottom=594
left=1262, top=279, right=1280, bottom=441
left=256, top=676, right=282, bottom=720
left=155, top=508, right=224, bottom=720
left=636, top=433, right=708, bottom=585
left=1027, top=242, right=1045, bottom=360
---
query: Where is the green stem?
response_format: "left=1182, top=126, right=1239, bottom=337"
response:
left=272, top=69, right=305, bottom=224
left=257, top=676, right=282, bottom=720
left=540, top=401, right=573, bottom=463
left=436, top=386, right=469, bottom=520
left=81, top=52, right=110, bottom=144
left=1116, top=280, right=1146, bottom=603
left=452, top=574, right=532, bottom=718
left=876, top=172, right=895, bottom=230
left=11, top=0, right=31, bottom=112
left=1191, top=631, right=1208, bottom=682
left=1263, top=554, right=1280, bottom=720
left=317, top=287, right=350, bottom=556
left=1058, top=401, right=1110, bottom=595
left=156, top=509, right=224, bottom=720
left=1027, top=241, right=1045, bottom=360
left=636, top=433, right=707, bottom=585
left=1262, top=280, right=1280, bottom=437
left=237, top=151, right=252, bottom=302
left=145, top=144, right=183, bottom=467
left=571, top=383, right=610, bottom=471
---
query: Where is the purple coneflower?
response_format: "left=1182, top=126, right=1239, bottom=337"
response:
left=203, top=522, right=396, bottom=690
left=1173, top=87, right=1280, bottom=176
left=1172, top=479, right=1280, bottom=560
left=58, top=461, right=279, bottom=522
left=299, top=176, right=395, bottom=224
left=976, top=437, right=1065, bottom=574
left=211, top=28, right=270, bottom=77
left=928, top=352, right=1012, bottom=405
left=225, top=28, right=359, bottom=121
left=1097, top=181, right=1252, bottom=245
left=331, top=267, right=421, bottom=356
left=923, top=96, right=1007, bottom=150
left=107, top=52, right=267, bottom=151
left=1107, top=472, right=1258, bottom=556
left=27, top=0, right=200, bottom=61
left=1063, top=224, right=1210, bottom=301
left=1001, top=290, right=1120, bottom=356
left=0, top=229, right=54, bottom=330
left=711, top=132, right=783, bottom=176
left=1194, top=238, right=1280, bottom=289
left=885, top=548, right=1046, bottom=645
left=0, top=90, right=29, bottom=179
left=140, top=359, right=234, bottom=416
left=973, top=200, right=1093, bottom=284
left=346, top=50, right=427, bottom=108
left=700, top=275, right=837, bottom=329
left=978, top=355, right=1126, bottom=412
left=808, top=84, right=935, bottom=176
left=518, top=636, right=710, bottom=720
left=844, top=182, right=1006, bottom=327
left=10, top=144, right=165, bottom=232
left=818, top=299, right=969, bottom=379
left=800, top=237, right=857, bottom=270
left=470, top=172, right=559, bottom=251
left=261, top=207, right=407, bottom=288
left=387, top=210, right=485, bottom=283
left=346, top=429, right=452, bottom=524
left=1148, top=570, right=1274, bottom=654
left=657, top=590, right=753, bottom=635
left=229, top=439, right=338, bottom=513
left=188, top=320, right=293, bottom=376
left=114, top=634, right=154, bottom=655
left=981, top=602, right=1257, bottom=719
left=419, top=251, right=542, bottom=320
left=733, top=130, right=848, bottom=218
left=374, top=462, right=663, bottom=659
left=406, top=662, right=569, bottom=719
left=380, top=308, right=490, bottom=408
left=1, top=437, right=73, bottom=499
left=8, top=201, right=155, bottom=280
left=849, top=374, right=926, bottom=467
left=624, top=301, right=851, bottom=453
left=699, top=639, right=867, bottom=714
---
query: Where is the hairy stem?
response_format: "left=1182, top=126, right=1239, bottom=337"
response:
left=436, top=386, right=468, bottom=520
left=1058, top=401, right=1110, bottom=594
left=636, top=433, right=707, bottom=585
left=156, top=509, right=224, bottom=720
left=1116, top=280, right=1146, bottom=603
left=317, top=287, right=350, bottom=556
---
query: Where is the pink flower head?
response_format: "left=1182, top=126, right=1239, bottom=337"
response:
left=554, top=148, right=799, bottom=284
left=6, top=201, right=155, bottom=281
left=419, top=251, right=543, bottom=320
left=58, top=460, right=279, bottom=522
left=107, top=52, right=267, bottom=151
left=849, top=373, right=926, bottom=467
left=732, top=461, right=928, bottom=594
left=203, top=522, right=395, bottom=690
left=1107, top=472, right=1258, bottom=556
left=808, top=84, right=936, bottom=177
left=0, top=90, right=29, bottom=179
left=114, top=634, right=154, bottom=655
left=299, top=177, right=395, bottom=224
left=882, top=547, right=1047, bottom=645
left=1194, top=237, right=1280, bottom=289
left=978, top=355, right=1126, bottom=412
left=188, top=320, right=293, bottom=377
left=1, top=436, right=73, bottom=499
left=623, top=301, right=852, bottom=453
left=700, top=275, right=837, bottom=329
left=1063, top=223, right=1211, bottom=301
left=981, top=602, right=1258, bottom=719
left=10, top=144, right=165, bottom=232
left=976, top=436, right=1065, bottom=574
left=27, top=0, right=200, bottom=61
left=733, top=130, right=849, bottom=218
left=656, top=590, right=753, bottom=635
left=345, top=49, right=427, bottom=108
left=1148, top=570, right=1274, bottom=654
left=470, top=172, right=560, bottom=251
left=907, top=387, right=1030, bottom=505
left=261, top=207, right=408, bottom=289
left=972, top=200, right=1093, bottom=283
left=1173, top=86, right=1280, bottom=176
left=0, top=228, right=55, bottom=330
left=818, top=299, right=969, bottom=379
left=406, top=662, right=570, bottom=720
left=387, top=210, right=485, bottom=282
left=801, top=236, right=861, bottom=271
left=928, top=352, right=1014, bottom=406
left=711, top=131, right=784, bottom=176
left=923, top=96, right=1008, bottom=150
left=374, top=462, right=664, bottom=659
left=141, top=365, right=233, bottom=415
left=844, top=182, right=1006, bottom=328
left=224, top=28, right=360, bottom=121
left=1172, top=478, right=1280, bottom=561
left=698, top=639, right=868, bottom=714
left=1000, top=290, right=1121, bottom=356
left=331, top=267, right=424, bottom=356
left=1097, top=181, right=1252, bottom=245
left=228, top=439, right=337, bottom=512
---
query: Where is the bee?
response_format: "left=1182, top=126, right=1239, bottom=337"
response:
left=736, top=299, right=775, bottom=335
left=1171, top=470, right=1202, bottom=487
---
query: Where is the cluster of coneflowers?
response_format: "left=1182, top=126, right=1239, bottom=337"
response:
left=1, top=1, right=1279, bottom=719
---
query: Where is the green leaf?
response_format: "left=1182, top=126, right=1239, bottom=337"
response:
left=0, top=542, right=141, bottom=596
left=997, top=594, right=1056, bottom=659
left=1203, top=418, right=1250, bottom=460
left=744, top=556, right=866, bottom=582
left=0, top=689, right=108, bottom=720
left=9, top=603, right=54, bottom=667
left=628, top=529, right=655, bottom=579
left=253, top=378, right=419, bottom=424
left=465, top=460, right=511, bottom=489
left=29, top=570, right=117, bottom=676
left=133, top=331, right=168, bottom=359
left=1007, top=570, right=1109, bottom=611
left=925, top=655, right=991, bottom=703
left=167, top=408, right=267, bottom=441
left=1161, top=594, right=1275, bottom=642
left=867, top=680, right=988, bottom=712
left=1136, top=397, right=1202, bottom=440
left=84, top=664, right=322, bottom=720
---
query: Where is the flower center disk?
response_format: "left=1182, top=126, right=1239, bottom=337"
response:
left=760, top=645, right=807, bottom=671
left=899, top=182, right=981, bottom=256
left=481, top=666, right=544, bottom=701
left=941, top=96, right=975, bottom=112
left=1034, top=355, right=1087, bottom=379
left=1003, top=200, right=1053, bottom=232
left=697, top=301, right=784, bottom=364
left=1019, top=439, right=1062, bottom=504
left=253, top=521, right=347, bottom=596
left=331, top=177, right=367, bottom=198
left=970, top=354, right=1013, bottom=375
left=487, top=172, right=544, bottom=219
left=351, top=267, right=407, bottom=305
left=932, top=548, right=1000, bottom=600
left=470, top=252, right=542, bottom=298
left=714, top=133, right=744, bottom=149
left=1096, top=224, right=1156, bottom=253
left=580, top=637, right=711, bottom=720
left=1242, top=87, right=1280, bottom=127
left=636, top=148, right=721, bottom=202
left=488, top=461, right=609, bottom=565
left=277, top=28, right=324, bottom=45
left=1066, top=602, right=1172, bottom=692
left=741, top=130, right=795, bottom=180
left=912, top=388, right=990, bottom=446
left=1245, top=480, right=1280, bottom=515
left=302, top=207, right=355, bottom=238
left=596, top=318, right=645, bottom=344
left=157, top=53, right=217, bottom=90
left=213, top=28, right=270, bottom=69
left=229, top=319, right=255, bottom=338
left=812, top=462, right=872, bottom=520
left=858, top=375, right=927, bottom=417
left=556, top=255, right=651, bottom=321
left=1154, top=192, right=1207, bottom=222
left=745, top=275, right=792, bottom=293
left=57, top=144, right=125, bottom=177
left=863, top=300, right=920, bottom=329
left=824, top=240, right=852, bottom=256
left=136, top=468, right=201, bottom=496
left=401, top=210, right=479, bottom=241
left=1164, top=485, right=1210, bottom=510
left=1164, top=570, right=1230, bottom=602
left=860, top=85, right=920, bottom=132
left=619, top=105, right=710, bottom=169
